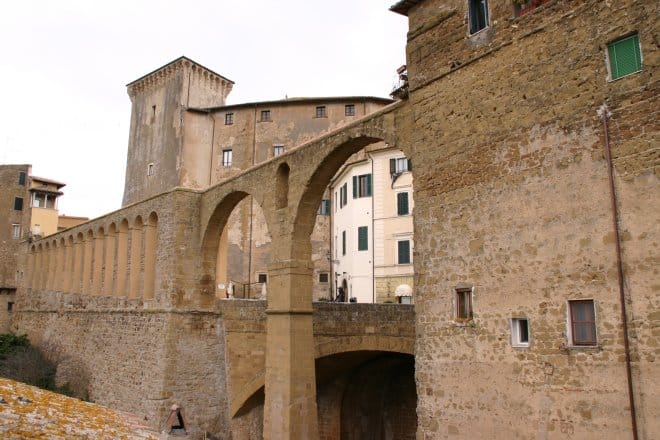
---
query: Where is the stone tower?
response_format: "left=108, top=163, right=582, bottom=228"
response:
left=122, top=57, right=234, bottom=206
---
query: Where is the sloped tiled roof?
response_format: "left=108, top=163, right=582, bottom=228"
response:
left=0, top=378, right=159, bottom=439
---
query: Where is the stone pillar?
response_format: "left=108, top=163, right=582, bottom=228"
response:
left=92, top=233, right=104, bottom=295
left=72, top=236, right=84, bottom=294
left=82, top=233, right=93, bottom=294
left=116, top=225, right=129, bottom=296
left=263, top=259, right=319, bottom=440
left=103, top=230, right=116, bottom=296
left=143, top=222, right=157, bottom=300
left=57, top=240, right=67, bottom=291
left=129, top=224, right=143, bottom=298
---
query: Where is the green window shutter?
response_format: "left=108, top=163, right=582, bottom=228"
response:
left=358, top=226, right=368, bottom=251
left=352, top=176, right=358, bottom=198
left=608, top=34, right=642, bottom=80
left=390, top=158, right=396, bottom=174
left=342, top=231, right=347, bottom=255
left=398, top=240, right=410, bottom=264
left=366, top=174, right=372, bottom=197
left=397, top=192, right=409, bottom=216
left=324, top=199, right=330, bottom=215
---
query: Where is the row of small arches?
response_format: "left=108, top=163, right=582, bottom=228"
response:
left=27, top=213, right=158, bottom=300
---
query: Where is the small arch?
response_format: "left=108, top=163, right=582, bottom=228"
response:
left=275, top=162, right=290, bottom=209
left=143, top=212, right=158, bottom=299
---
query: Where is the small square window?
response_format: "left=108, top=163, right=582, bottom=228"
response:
left=319, top=272, right=329, bottom=283
left=345, top=104, right=355, bottom=116
left=315, top=106, right=327, bottom=118
left=13, top=197, right=23, bottom=211
left=608, top=34, right=642, bottom=80
left=222, top=149, right=233, bottom=167
left=568, top=300, right=597, bottom=346
left=511, top=318, right=530, bottom=347
left=273, top=145, right=284, bottom=157
left=455, top=287, right=473, bottom=321
left=18, top=171, right=26, bottom=186
left=358, top=226, right=368, bottom=251
left=317, top=199, right=330, bottom=216
left=225, top=112, right=234, bottom=125
left=260, top=110, right=271, bottom=122
left=258, top=273, right=267, bottom=284
left=12, top=224, right=21, bottom=240
left=352, top=174, right=372, bottom=198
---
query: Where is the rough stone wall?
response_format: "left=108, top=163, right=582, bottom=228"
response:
left=0, top=165, right=30, bottom=290
left=405, top=0, right=658, bottom=438
left=375, top=275, right=414, bottom=304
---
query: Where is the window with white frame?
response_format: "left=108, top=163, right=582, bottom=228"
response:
left=273, top=145, right=284, bottom=157
left=511, top=318, right=530, bottom=347
left=12, top=224, right=21, bottom=240
left=468, top=0, right=489, bottom=35
left=397, top=239, right=411, bottom=264
left=222, top=149, right=233, bottom=167
left=568, top=300, right=597, bottom=346
left=390, top=157, right=411, bottom=174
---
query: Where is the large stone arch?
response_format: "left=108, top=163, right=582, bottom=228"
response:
left=230, top=337, right=414, bottom=418
left=200, top=188, right=273, bottom=297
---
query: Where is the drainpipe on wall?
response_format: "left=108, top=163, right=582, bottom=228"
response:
left=597, top=103, right=638, bottom=440
left=370, top=152, right=375, bottom=304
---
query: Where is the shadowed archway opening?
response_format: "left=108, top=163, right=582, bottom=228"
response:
left=231, top=350, right=417, bottom=439
left=201, top=191, right=273, bottom=300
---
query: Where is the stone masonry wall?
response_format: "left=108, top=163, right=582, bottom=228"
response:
left=406, top=0, right=658, bottom=438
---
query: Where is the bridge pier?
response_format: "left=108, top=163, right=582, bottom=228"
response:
left=263, top=259, right=319, bottom=440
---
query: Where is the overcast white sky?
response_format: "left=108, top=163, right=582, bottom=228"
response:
left=0, top=1, right=408, bottom=219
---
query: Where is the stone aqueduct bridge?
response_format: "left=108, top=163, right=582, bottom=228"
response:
left=16, top=101, right=416, bottom=437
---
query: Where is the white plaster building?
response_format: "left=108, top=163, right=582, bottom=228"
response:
left=330, top=146, right=413, bottom=303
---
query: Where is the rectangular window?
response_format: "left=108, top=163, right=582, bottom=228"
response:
left=342, top=230, right=346, bottom=256
left=399, top=296, right=412, bottom=305
left=345, top=104, right=355, bottom=116
left=13, top=197, right=23, bottom=211
left=319, top=272, right=329, bottom=283
left=258, top=273, right=267, bottom=284
left=397, top=240, right=410, bottom=264
left=455, top=287, right=473, bottom=321
left=12, top=224, right=21, bottom=240
left=340, top=183, right=348, bottom=208
left=358, top=226, right=368, bottom=251
left=18, top=171, right=26, bottom=186
left=390, top=157, right=412, bottom=174
left=608, top=34, right=642, bottom=80
left=397, top=192, right=409, bottom=216
left=222, top=149, right=233, bottom=167
left=318, top=199, right=331, bottom=216
left=273, top=145, right=284, bottom=157
left=7, top=302, right=13, bottom=313
left=147, top=163, right=155, bottom=176
left=511, top=318, right=530, bottom=347
left=569, top=300, right=597, bottom=346
left=352, top=174, right=372, bottom=198
left=260, top=110, right=271, bottom=122
left=315, top=106, right=327, bottom=118
left=468, top=0, right=489, bottom=35
left=225, top=112, right=234, bottom=125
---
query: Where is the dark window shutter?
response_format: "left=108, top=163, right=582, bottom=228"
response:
left=324, top=199, right=330, bottom=215
left=407, top=159, right=412, bottom=171
left=342, top=231, right=347, bottom=255
left=390, top=158, right=396, bottom=174
left=14, top=197, right=23, bottom=211
left=609, top=34, right=642, bottom=80
left=352, top=176, right=358, bottom=198
left=358, top=226, right=368, bottom=251
left=397, top=192, right=409, bottom=215
left=366, top=174, right=372, bottom=197
left=398, top=240, right=410, bottom=264
left=18, top=172, right=26, bottom=186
